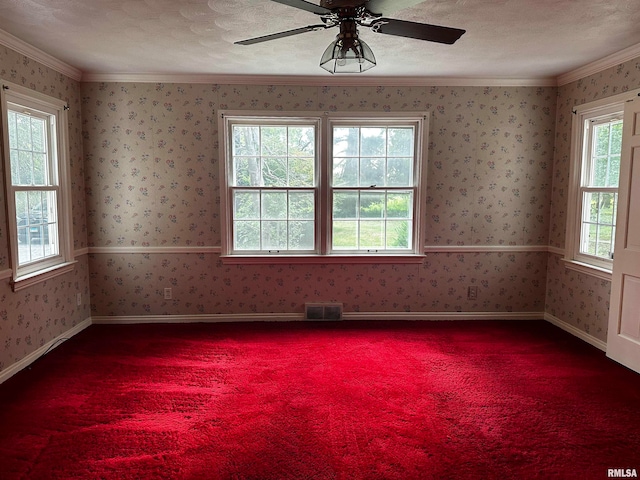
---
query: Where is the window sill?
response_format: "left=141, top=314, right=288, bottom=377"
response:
left=562, top=258, right=612, bottom=281
left=221, top=255, right=425, bottom=265
left=12, top=261, right=77, bottom=292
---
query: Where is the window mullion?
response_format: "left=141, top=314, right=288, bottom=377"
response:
left=595, top=192, right=601, bottom=256
left=258, top=187, right=264, bottom=251
left=319, top=117, right=329, bottom=255
left=606, top=122, right=613, bottom=186
left=383, top=190, right=388, bottom=250
left=583, top=120, right=593, bottom=186
left=286, top=190, right=290, bottom=251
left=47, top=116, right=56, bottom=186
left=27, top=116, right=34, bottom=185
left=357, top=191, right=361, bottom=250
left=611, top=193, right=618, bottom=256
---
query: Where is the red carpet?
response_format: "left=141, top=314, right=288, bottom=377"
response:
left=0, top=320, right=639, bottom=479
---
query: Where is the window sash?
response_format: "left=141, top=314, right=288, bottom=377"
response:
left=575, top=111, right=622, bottom=267
left=227, top=119, right=320, bottom=254
left=7, top=109, right=62, bottom=273
left=8, top=124, right=61, bottom=274
left=230, top=186, right=318, bottom=254
left=14, top=186, right=61, bottom=268
left=7, top=104, right=58, bottom=187
left=578, top=187, right=617, bottom=261
left=581, top=116, right=622, bottom=188
left=330, top=187, right=415, bottom=253
left=329, top=121, right=419, bottom=254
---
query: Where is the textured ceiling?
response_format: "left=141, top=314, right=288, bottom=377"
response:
left=0, top=0, right=639, bottom=80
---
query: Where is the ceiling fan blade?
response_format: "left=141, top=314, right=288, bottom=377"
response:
left=235, top=24, right=328, bottom=45
left=271, top=0, right=333, bottom=15
left=371, top=18, right=465, bottom=44
left=365, top=0, right=426, bottom=15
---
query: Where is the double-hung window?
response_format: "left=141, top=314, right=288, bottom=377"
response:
left=1, top=81, right=74, bottom=289
left=228, top=119, right=318, bottom=253
left=330, top=122, right=416, bottom=252
left=565, top=94, right=634, bottom=275
left=578, top=113, right=622, bottom=262
left=220, top=112, right=427, bottom=261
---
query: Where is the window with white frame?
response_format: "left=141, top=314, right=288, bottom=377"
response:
left=229, top=120, right=318, bottom=253
left=566, top=99, right=626, bottom=273
left=331, top=123, right=416, bottom=252
left=1, top=81, right=74, bottom=288
left=579, top=114, right=622, bottom=260
left=220, top=112, right=427, bottom=260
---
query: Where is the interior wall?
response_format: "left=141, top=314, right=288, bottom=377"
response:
left=82, top=83, right=556, bottom=318
left=5, top=36, right=636, bottom=375
left=546, top=55, right=640, bottom=342
left=7, top=34, right=636, bottom=375
left=0, top=45, right=90, bottom=374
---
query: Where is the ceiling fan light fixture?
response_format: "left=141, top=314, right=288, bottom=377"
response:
left=319, top=36, right=376, bottom=73
left=236, top=1, right=465, bottom=74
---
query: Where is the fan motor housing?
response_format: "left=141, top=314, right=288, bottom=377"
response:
left=321, top=0, right=366, bottom=9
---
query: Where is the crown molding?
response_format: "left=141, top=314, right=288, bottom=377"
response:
left=0, top=28, right=82, bottom=82
left=2, top=20, right=637, bottom=89
left=81, top=72, right=557, bottom=87
left=557, top=42, right=640, bottom=86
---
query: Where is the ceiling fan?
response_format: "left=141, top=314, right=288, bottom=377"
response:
left=235, top=0, right=466, bottom=74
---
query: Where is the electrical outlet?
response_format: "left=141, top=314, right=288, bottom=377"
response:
left=467, top=286, right=478, bottom=300
left=164, top=288, right=172, bottom=300
left=76, top=293, right=82, bottom=306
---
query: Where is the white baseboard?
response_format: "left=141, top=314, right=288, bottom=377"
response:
left=0, top=317, right=92, bottom=384
left=544, top=313, right=607, bottom=351
left=345, top=311, right=544, bottom=321
left=92, top=311, right=544, bottom=324
left=91, top=313, right=304, bottom=324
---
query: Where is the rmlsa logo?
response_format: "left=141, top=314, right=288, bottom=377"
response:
left=608, top=469, right=638, bottom=478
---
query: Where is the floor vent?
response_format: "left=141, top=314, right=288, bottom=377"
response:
left=305, top=303, right=343, bottom=320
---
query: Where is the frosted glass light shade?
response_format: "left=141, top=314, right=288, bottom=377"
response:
left=319, top=37, right=376, bottom=74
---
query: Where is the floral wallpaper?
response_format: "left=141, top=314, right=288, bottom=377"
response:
left=3, top=32, right=638, bottom=377
left=88, top=252, right=546, bottom=317
left=424, top=86, right=554, bottom=246
left=0, top=44, right=90, bottom=374
left=545, top=255, right=610, bottom=342
left=0, top=257, right=91, bottom=371
left=82, top=82, right=554, bottom=319
left=546, top=54, right=640, bottom=342
left=81, top=82, right=220, bottom=248
left=82, top=83, right=556, bottom=248
left=549, top=59, right=640, bottom=250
